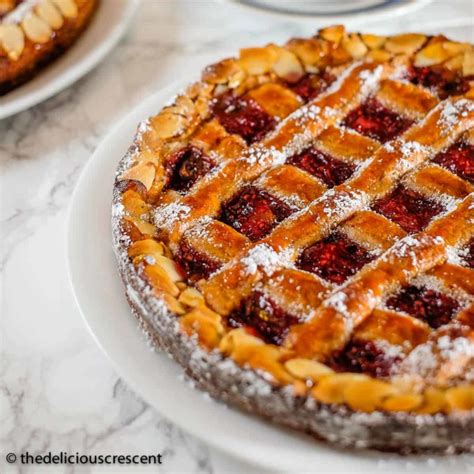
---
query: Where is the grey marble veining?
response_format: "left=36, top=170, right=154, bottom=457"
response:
left=0, top=1, right=473, bottom=472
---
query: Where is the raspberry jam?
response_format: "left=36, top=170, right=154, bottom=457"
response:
left=372, top=185, right=444, bottom=233
left=287, top=146, right=355, bottom=187
left=212, top=93, right=276, bottom=144
left=433, top=140, right=474, bottom=183
left=297, top=232, right=375, bottom=285
left=464, top=238, right=474, bottom=269
left=386, top=285, right=460, bottom=329
left=343, top=98, right=413, bottom=143
left=330, top=340, right=401, bottom=378
left=175, top=241, right=221, bottom=281
left=165, top=146, right=215, bottom=192
left=406, top=66, right=471, bottom=99
left=228, top=291, right=299, bottom=345
left=220, top=187, right=294, bottom=241
left=289, top=72, right=335, bottom=102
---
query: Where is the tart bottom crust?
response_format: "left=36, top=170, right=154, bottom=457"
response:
left=0, top=0, right=98, bottom=95
left=115, top=238, right=474, bottom=455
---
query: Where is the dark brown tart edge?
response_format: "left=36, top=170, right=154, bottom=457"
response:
left=111, top=181, right=474, bottom=455
left=0, top=0, right=98, bottom=95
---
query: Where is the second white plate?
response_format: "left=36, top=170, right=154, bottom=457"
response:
left=0, top=0, right=138, bottom=120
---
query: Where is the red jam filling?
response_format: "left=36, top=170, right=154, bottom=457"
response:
left=372, top=185, right=444, bottom=233
left=212, top=93, right=277, bottom=144
left=165, top=146, right=215, bottom=192
left=175, top=241, right=221, bottom=281
left=220, top=186, right=294, bottom=241
left=330, top=340, right=401, bottom=378
left=297, top=232, right=374, bottom=285
left=433, top=140, right=474, bottom=183
left=406, top=66, right=472, bottom=99
left=288, top=72, right=335, bottom=102
left=464, top=238, right=474, bottom=269
left=227, top=291, right=299, bottom=345
left=287, top=146, right=355, bottom=187
left=343, top=98, right=413, bottom=143
left=386, top=285, right=460, bottom=329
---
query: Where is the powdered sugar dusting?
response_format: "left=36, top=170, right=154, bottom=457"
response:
left=154, top=202, right=190, bottom=230
left=241, top=244, right=293, bottom=276
left=438, top=99, right=474, bottom=134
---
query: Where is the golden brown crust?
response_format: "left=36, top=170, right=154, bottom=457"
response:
left=0, top=0, right=98, bottom=95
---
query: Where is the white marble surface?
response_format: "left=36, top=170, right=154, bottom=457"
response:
left=0, top=1, right=473, bottom=472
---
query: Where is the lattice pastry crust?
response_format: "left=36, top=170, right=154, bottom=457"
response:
left=112, top=26, right=474, bottom=453
left=0, top=0, right=98, bottom=94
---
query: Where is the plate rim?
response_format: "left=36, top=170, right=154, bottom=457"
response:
left=66, top=80, right=474, bottom=473
left=0, top=0, right=139, bottom=120
left=216, top=0, right=432, bottom=20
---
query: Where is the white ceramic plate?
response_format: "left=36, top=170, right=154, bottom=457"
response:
left=67, top=80, right=474, bottom=472
left=0, top=0, right=138, bottom=120
left=218, top=0, right=432, bottom=20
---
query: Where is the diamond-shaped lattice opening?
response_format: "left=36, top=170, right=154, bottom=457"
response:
left=433, top=140, right=474, bottom=184
left=219, top=186, right=294, bottom=241
left=386, top=285, right=460, bottom=329
left=343, top=98, right=413, bottom=143
left=406, top=66, right=471, bottom=99
left=165, top=145, right=215, bottom=192
left=372, top=185, right=444, bottom=233
left=330, top=340, right=402, bottom=378
left=287, top=146, right=356, bottom=188
left=227, top=291, right=299, bottom=345
left=212, top=93, right=277, bottom=144
left=297, top=232, right=375, bottom=285
left=176, top=241, right=221, bottom=282
left=288, top=72, right=335, bottom=102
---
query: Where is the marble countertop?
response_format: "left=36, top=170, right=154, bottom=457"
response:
left=1, top=1, right=473, bottom=472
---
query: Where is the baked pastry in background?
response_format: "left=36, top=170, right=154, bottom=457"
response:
left=0, top=0, right=98, bottom=94
left=112, top=25, right=474, bottom=453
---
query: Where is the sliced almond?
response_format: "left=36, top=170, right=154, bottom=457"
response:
left=22, top=13, right=52, bottom=44
left=36, top=0, right=64, bottom=29
left=179, top=287, right=205, bottom=307
left=180, top=308, right=224, bottom=349
left=344, top=379, right=397, bottom=412
left=239, top=46, right=277, bottom=75
left=361, top=34, right=386, bottom=50
left=51, top=0, right=78, bottom=18
left=445, top=385, right=474, bottom=411
left=163, top=294, right=186, bottom=315
left=287, top=38, right=327, bottom=66
left=463, top=50, right=474, bottom=76
left=319, top=25, right=345, bottom=44
left=144, top=264, right=179, bottom=297
left=203, top=58, right=242, bottom=84
left=414, top=42, right=457, bottom=67
left=124, top=216, right=155, bottom=236
left=272, top=48, right=304, bottom=83
left=120, top=162, right=156, bottom=191
left=385, top=33, right=427, bottom=55
left=284, top=358, right=334, bottom=381
left=0, top=24, right=25, bottom=60
left=154, top=255, right=183, bottom=282
left=416, top=388, right=446, bottom=414
left=342, top=33, right=368, bottom=59
left=444, top=53, right=464, bottom=72
left=367, top=49, right=391, bottom=63
left=128, top=239, right=164, bottom=260
left=121, top=190, right=149, bottom=217
left=311, top=374, right=368, bottom=405
left=150, top=112, right=187, bottom=140
left=381, top=393, right=423, bottom=412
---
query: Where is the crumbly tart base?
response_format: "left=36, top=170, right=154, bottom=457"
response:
left=112, top=26, right=474, bottom=454
left=117, top=249, right=474, bottom=454
left=0, top=0, right=98, bottom=95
